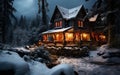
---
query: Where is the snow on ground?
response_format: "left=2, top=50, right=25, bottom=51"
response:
left=0, top=50, right=75, bottom=75
left=28, top=60, right=75, bottom=75
left=57, top=51, right=120, bottom=75
left=89, top=45, right=120, bottom=64
left=89, top=51, right=98, bottom=57
left=57, top=51, right=100, bottom=72
left=57, top=57, right=99, bottom=75
left=51, top=64, right=74, bottom=75
left=28, top=60, right=50, bottom=75
left=12, top=47, right=31, bottom=52
left=1, top=47, right=120, bottom=75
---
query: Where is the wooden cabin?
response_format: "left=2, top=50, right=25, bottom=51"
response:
left=89, top=14, right=107, bottom=45
left=41, top=5, right=107, bottom=47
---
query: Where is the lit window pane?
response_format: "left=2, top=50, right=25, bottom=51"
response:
left=81, top=33, right=90, bottom=41
left=78, top=21, right=83, bottom=27
left=60, top=21, right=62, bottom=27
left=55, top=33, right=63, bottom=41
left=65, top=33, right=74, bottom=41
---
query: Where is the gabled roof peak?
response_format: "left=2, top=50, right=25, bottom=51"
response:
left=56, top=5, right=84, bottom=20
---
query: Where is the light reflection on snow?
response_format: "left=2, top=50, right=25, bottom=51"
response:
left=57, top=57, right=99, bottom=72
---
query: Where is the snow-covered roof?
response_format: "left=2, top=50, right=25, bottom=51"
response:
left=42, top=27, right=72, bottom=34
left=89, top=14, right=99, bottom=22
left=57, top=5, right=83, bottom=20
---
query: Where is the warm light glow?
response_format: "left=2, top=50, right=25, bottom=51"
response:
left=43, top=35, right=47, bottom=41
left=100, top=35, right=106, bottom=39
left=56, top=34, right=59, bottom=37
left=83, top=33, right=87, bottom=38
left=99, top=35, right=106, bottom=41
left=65, top=33, right=73, bottom=41
left=81, top=33, right=90, bottom=41
left=55, top=33, right=63, bottom=41
left=68, top=33, right=73, bottom=38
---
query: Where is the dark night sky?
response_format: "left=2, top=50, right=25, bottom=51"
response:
left=13, top=0, right=96, bottom=19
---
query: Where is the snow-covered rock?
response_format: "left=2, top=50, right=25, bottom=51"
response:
left=12, top=47, right=30, bottom=52
left=51, top=64, right=75, bottom=75
left=91, top=44, right=120, bottom=64
left=28, top=61, right=50, bottom=75
left=26, top=59, right=76, bottom=75
left=28, top=60, right=75, bottom=75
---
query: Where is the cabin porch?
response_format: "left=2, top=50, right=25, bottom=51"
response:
left=42, top=27, right=92, bottom=48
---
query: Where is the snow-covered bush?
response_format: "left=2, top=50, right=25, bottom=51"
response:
left=30, top=47, right=50, bottom=63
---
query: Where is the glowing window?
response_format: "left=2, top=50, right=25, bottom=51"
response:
left=99, top=35, right=106, bottom=41
left=55, top=33, right=63, bottom=41
left=81, top=33, right=90, bottom=41
left=65, top=33, right=74, bottom=41
left=55, top=22, right=58, bottom=27
left=43, top=35, right=47, bottom=41
left=78, top=21, right=83, bottom=27
left=60, top=21, right=62, bottom=27
left=55, top=21, right=62, bottom=28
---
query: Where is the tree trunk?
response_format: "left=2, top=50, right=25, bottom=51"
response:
left=0, top=0, right=4, bottom=43
left=107, top=23, right=111, bottom=45
left=42, top=0, right=47, bottom=26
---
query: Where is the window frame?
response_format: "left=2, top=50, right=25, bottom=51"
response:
left=55, top=21, right=63, bottom=28
left=78, top=20, right=83, bottom=27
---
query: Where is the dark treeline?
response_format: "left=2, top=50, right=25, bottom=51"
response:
left=0, top=0, right=49, bottom=47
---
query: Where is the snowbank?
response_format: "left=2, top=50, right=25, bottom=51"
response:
left=28, top=61, right=50, bottom=75
left=0, top=50, right=29, bottom=75
left=12, top=47, right=30, bottom=52
left=51, top=64, right=74, bottom=75
left=0, top=50, right=75, bottom=75
left=28, top=61, right=75, bottom=75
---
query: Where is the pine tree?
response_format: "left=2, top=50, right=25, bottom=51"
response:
left=27, top=0, right=49, bottom=45
left=19, top=15, right=27, bottom=29
left=0, top=0, right=17, bottom=44
left=38, top=0, right=49, bottom=30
